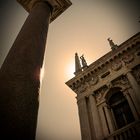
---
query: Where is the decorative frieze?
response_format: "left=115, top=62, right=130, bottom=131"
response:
left=69, top=75, right=99, bottom=94
left=77, top=83, right=88, bottom=93
left=88, top=76, right=98, bottom=86
left=111, top=75, right=130, bottom=89
left=94, top=85, right=108, bottom=103
left=122, top=54, right=134, bottom=64
left=111, top=60, right=122, bottom=71
left=66, top=33, right=140, bottom=96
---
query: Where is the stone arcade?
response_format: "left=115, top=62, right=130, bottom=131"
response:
left=66, top=32, right=140, bottom=140
left=0, top=0, right=71, bottom=139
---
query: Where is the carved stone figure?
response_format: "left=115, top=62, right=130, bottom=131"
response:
left=122, top=54, right=134, bottom=64
left=80, top=55, right=87, bottom=68
left=107, top=38, right=118, bottom=50
left=111, top=61, right=122, bottom=71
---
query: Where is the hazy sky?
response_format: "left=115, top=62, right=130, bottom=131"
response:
left=0, top=0, right=140, bottom=140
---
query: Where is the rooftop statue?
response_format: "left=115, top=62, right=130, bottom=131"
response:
left=80, top=54, right=87, bottom=68
left=107, top=38, right=118, bottom=50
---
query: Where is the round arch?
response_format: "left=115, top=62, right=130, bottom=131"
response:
left=104, top=87, right=135, bottom=129
left=103, top=86, right=123, bottom=102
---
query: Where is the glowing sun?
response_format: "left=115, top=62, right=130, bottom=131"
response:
left=66, top=61, right=75, bottom=79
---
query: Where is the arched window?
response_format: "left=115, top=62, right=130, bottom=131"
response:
left=108, top=90, right=135, bottom=129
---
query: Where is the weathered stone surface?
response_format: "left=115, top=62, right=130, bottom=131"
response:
left=0, top=2, right=51, bottom=139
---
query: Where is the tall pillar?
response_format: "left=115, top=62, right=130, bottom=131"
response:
left=77, top=98, right=92, bottom=140
left=0, top=0, right=71, bottom=139
left=98, top=102, right=110, bottom=137
left=128, top=88, right=140, bottom=116
left=104, top=104, right=115, bottom=133
left=123, top=89, right=139, bottom=120
left=89, top=94, right=104, bottom=140
left=126, top=71, right=140, bottom=105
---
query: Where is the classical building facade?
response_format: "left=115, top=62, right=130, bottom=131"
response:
left=66, top=32, right=140, bottom=140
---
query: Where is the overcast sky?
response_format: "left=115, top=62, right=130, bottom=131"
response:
left=0, top=0, right=140, bottom=140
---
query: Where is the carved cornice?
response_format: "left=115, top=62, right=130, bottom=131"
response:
left=122, top=54, right=134, bottom=64
left=66, top=32, right=140, bottom=94
left=111, top=60, right=122, bottom=71
left=66, top=73, right=99, bottom=94
left=17, top=0, right=72, bottom=22
left=111, top=75, right=131, bottom=89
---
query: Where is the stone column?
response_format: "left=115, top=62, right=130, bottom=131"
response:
left=126, top=71, right=140, bottom=104
left=77, top=98, right=92, bottom=140
left=123, top=90, right=139, bottom=120
left=128, top=88, right=140, bottom=116
left=110, top=109, right=118, bottom=129
left=0, top=2, right=51, bottom=139
left=0, top=0, right=71, bottom=139
left=104, top=104, right=115, bottom=133
left=89, top=94, right=103, bottom=140
left=98, top=101, right=112, bottom=137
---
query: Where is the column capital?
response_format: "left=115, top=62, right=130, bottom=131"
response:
left=17, top=0, right=72, bottom=22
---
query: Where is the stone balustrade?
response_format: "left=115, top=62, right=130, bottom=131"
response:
left=106, top=121, right=140, bottom=140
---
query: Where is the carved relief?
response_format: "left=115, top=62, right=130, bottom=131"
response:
left=88, top=76, right=98, bottom=86
left=71, top=80, right=88, bottom=94
left=122, top=54, right=134, bottom=64
left=84, top=75, right=91, bottom=82
left=94, top=85, right=108, bottom=102
left=111, top=75, right=130, bottom=89
left=77, top=83, right=88, bottom=93
left=111, top=60, right=122, bottom=71
left=70, top=74, right=99, bottom=94
left=99, top=65, right=108, bottom=74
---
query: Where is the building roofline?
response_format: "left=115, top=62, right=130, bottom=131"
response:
left=66, top=32, right=140, bottom=85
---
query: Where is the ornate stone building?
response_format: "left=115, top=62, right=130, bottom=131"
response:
left=66, top=32, right=140, bottom=140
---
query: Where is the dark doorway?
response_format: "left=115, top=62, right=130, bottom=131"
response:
left=109, top=91, right=135, bottom=129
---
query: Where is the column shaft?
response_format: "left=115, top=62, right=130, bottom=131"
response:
left=89, top=95, right=103, bottom=140
left=0, top=2, right=51, bottom=140
left=128, top=88, right=140, bottom=115
left=77, top=98, right=92, bottom=140
left=98, top=103, right=110, bottom=137
left=126, top=71, right=140, bottom=104
left=104, top=105, right=115, bottom=133
left=124, top=90, right=139, bottom=120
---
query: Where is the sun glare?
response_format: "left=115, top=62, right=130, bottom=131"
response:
left=66, top=62, right=75, bottom=79
left=40, top=66, right=45, bottom=84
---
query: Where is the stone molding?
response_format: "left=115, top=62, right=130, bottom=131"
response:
left=17, top=0, right=72, bottom=22
left=66, top=32, right=140, bottom=95
left=111, top=60, right=122, bottom=71
left=122, top=54, right=134, bottom=64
